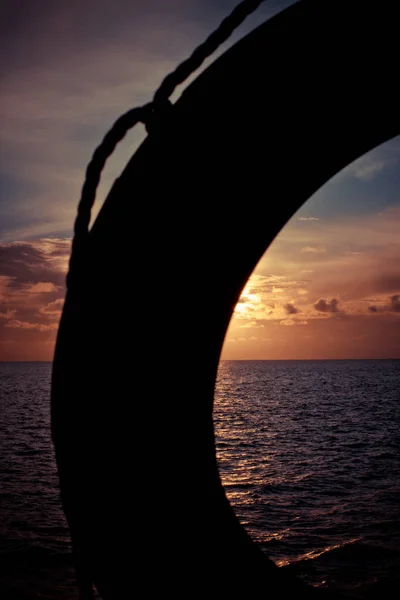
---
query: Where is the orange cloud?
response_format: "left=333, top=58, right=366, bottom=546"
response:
left=5, top=320, right=58, bottom=331
left=27, top=282, right=59, bottom=293
left=40, top=298, right=65, bottom=317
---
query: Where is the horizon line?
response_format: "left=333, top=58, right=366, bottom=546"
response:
left=1, top=357, right=400, bottom=363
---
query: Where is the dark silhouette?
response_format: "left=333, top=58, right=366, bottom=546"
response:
left=51, top=0, right=399, bottom=597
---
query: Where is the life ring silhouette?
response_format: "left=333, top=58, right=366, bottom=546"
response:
left=51, top=0, right=399, bottom=597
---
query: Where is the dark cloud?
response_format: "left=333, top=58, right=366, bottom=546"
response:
left=284, top=303, right=298, bottom=315
left=0, top=242, right=67, bottom=287
left=314, top=298, right=339, bottom=313
left=390, top=295, right=400, bottom=312
left=368, top=295, right=400, bottom=314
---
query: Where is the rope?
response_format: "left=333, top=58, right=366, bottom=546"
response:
left=67, top=0, right=266, bottom=289
left=154, top=0, right=266, bottom=104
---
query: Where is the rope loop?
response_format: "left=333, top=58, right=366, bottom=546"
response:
left=67, top=0, right=266, bottom=290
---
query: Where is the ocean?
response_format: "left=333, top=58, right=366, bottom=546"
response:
left=1, top=360, right=400, bottom=598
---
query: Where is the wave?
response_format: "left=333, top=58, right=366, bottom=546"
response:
left=276, top=537, right=362, bottom=566
left=276, top=537, right=400, bottom=573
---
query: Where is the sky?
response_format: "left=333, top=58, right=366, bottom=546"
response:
left=1, top=0, right=400, bottom=361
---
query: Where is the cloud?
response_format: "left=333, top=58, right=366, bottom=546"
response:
left=222, top=146, right=400, bottom=358
left=279, top=318, right=295, bottom=326
left=284, top=303, right=298, bottom=315
left=367, top=296, right=400, bottom=314
left=301, top=246, right=326, bottom=254
left=350, top=158, right=395, bottom=181
left=279, top=318, right=308, bottom=326
left=5, top=320, right=58, bottom=331
left=239, top=320, right=264, bottom=329
left=297, top=217, right=320, bottom=221
left=226, top=204, right=400, bottom=337
left=40, top=298, right=65, bottom=316
left=0, top=309, right=16, bottom=320
left=0, top=239, right=67, bottom=358
left=390, top=295, right=400, bottom=312
left=314, top=298, right=340, bottom=313
left=27, top=282, right=59, bottom=293
left=0, top=240, right=69, bottom=287
left=334, top=142, right=399, bottom=183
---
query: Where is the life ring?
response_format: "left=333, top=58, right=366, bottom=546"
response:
left=51, top=0, right=399, bottom=597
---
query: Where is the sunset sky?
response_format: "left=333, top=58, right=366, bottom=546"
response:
left=1, top=0, right=400, bottom=361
